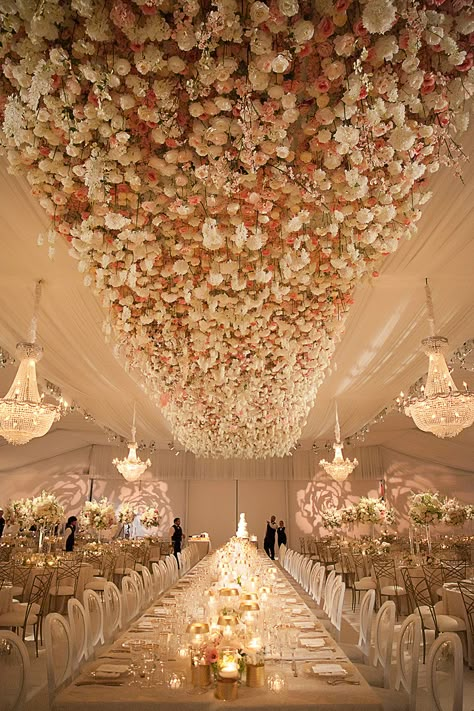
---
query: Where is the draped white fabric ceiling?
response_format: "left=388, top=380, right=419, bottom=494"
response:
left=0, top=125, right=473, bottom=474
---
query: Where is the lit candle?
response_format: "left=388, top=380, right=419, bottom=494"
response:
left=219, top=662, right=239, bottom=679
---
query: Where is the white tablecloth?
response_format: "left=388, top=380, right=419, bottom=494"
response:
left=54, top=555, right=382, bottom=711
left=188, top=539, right=211, bottom=560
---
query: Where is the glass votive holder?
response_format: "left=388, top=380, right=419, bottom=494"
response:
left=166, top=672, right=186, bottom=690
left=267, top=673, right=287, bottom=694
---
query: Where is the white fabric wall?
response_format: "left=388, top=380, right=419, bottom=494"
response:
left=1, top=446, right=471, bottom=548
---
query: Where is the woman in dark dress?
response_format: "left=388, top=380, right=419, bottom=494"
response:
left=277, top=520, right=287, bottom=547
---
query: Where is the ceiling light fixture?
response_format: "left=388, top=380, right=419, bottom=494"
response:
left=0, top=281, right=62, bottom=445
left=320, top=403, right=358, bottom=482
left=404, top=280, right=474, bottom=438
left=113, top=404, right=151, bottom=482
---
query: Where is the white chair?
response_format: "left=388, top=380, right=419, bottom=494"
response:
left=83, top=589, right=104, bottom=657
left=103, top=582, right=122, bottom=640
left=44, top=612, right=73, bottom=702
left=67, top=598, right=88, bottom=675
left=372, top=614, right=422, bottom=711
left=0, top=630, right=30, bottom=711
left=355, top=600, right=396, bottom=689
left=340, top=589, right=376, bottom=664
left=312, top=565, right=326, bottom=605
left=426, top=632, right=463, bottom=711
left=121, top=576, right=139, bottom=622
left=151, top=562, right=164, bottom=597
left=279, top=543, right=287, bottom=563
left=141, top=566, right=154, bottom=605
left=129, top=570, right=145, bottom=610
left=318, top=570, right=337, bottom=618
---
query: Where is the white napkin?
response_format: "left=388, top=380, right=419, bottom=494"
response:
left=300, top=638, right=326, bottom=648
left=294, top=649, right=335, bottom=660
left=154, top=606, right=168, bottom=615
left=293, top=621, right=315, bottom=629
left=311, top=663, right=347, bottom=676
left=285, top=597, right=298, bottom=603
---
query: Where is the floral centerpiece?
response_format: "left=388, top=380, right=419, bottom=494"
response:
left=407, top=492, right=444, bottom=526
left=4, top=498, right=32, bottom=528
left=356, top=497, right=389, bottom=525
left=340, top=505, right=357, bottom=526
left=117, top=502, right=137, bottom=526
left=320, top=506, right=342, bottom=530
left=30, top=491, right=64, bottom=528
left=0, top=1, right=472, bottom=460
left=442, top=498, right=468, bottom=527
left=140, top=507, right=161, bottom=530
left=80, top=498, right=116, bottom=531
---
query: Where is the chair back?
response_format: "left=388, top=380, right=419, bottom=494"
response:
left=0, top=630, right=30, bottom=711
left=329, top=578, right=345, bottom=636
left=44, top=612, right=73, bottom=700
left=322, top=570, right=337, bottom=615
left=426, top=632, right=463, bottom=711
left=121, top=576, right=139, bottom=622
left=141, top=566, right=154, bottom=604
left=83, top=589, right=104, bottom=656
left=313, top=565, right=326, bottom=604
left=372, top=599, right=396, bottom=688
left=394, top=613, right=422, bottom=711
left=104, top=581, right=122, bottom=640
left=441, top=560, right=467, bottom=583
left=67, top=598, right=88, bottom=673
left=358, top=589, right=376, bottom=663
left=279, top=544, right=287, bottom=564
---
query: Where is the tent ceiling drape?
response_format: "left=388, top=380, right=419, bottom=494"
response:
left=0, top=129, right=473, bottom=474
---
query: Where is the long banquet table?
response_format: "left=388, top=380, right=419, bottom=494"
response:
left=54, top=554, right=382, bottom=711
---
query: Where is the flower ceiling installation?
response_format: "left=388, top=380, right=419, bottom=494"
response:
left=0, top=1, right=473, bottom=458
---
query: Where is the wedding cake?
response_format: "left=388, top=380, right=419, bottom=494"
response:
left=236, top=512, right=249, bottom=539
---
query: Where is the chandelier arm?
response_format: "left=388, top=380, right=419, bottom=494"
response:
left=424, top=278, right=436, bottom=337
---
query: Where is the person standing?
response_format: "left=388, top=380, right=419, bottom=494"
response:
left=263, top=515, right=277, bottom=559
left=63, top=516, right=78, bottom=552
left=277, top=520, right=287, bottom=548
left=0, top=509, right=5, bottom=538
left=170, top=517, right=184, bottom=564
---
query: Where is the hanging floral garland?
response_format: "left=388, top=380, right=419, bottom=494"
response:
left=0, top=0, right=472, bottom=457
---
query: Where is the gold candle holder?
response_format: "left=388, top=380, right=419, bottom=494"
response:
left=191, top=663, right=211, bottom=688
left=215, top=678, right=238, bottom=701
left=246, top=663, right=265, bottom=688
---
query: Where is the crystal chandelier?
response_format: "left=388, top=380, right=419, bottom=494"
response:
left=320, top=404, right=358, bottom=482
left=113, top=404, right=151, bottom=482
left=404, top=280, right=474, bottom=438
left=0, top=281, right=62, bottom=445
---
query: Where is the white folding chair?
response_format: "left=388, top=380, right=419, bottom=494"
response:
left=44, top=612, right=73, bottom=702
left=67, top=598, right=88, bottom=675
left=426, top=632, right=463, bottom=711
left=355, top=600, right=396, bottom=689
left=103, top=582, right=123, bottom=640
left=0, top=630, right=30, bottom=711
left=83, top=589, right=104, bottom=657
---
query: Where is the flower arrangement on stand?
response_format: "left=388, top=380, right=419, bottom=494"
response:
left=80, top=498, right=116, bottom=540
left=340, top=505, right=357, bottom=526
left=408, top=491, right=444, bottom=554
left=117, top=502, right=138, bottom=537
left=4, top=498, right=32, bottom=529
left=0, top=1, right=472, bottom=460
left=30, top=491, right=64, bottom=528
left=320, top=506, right=342, bottom=531
left=140, top=507, right=161, bottom=530
left=441, top=498, right=468, bottom=527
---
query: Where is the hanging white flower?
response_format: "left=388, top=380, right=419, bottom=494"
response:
left=362, top=0, right=397, bottom=35
left=202, top=218, right=225, bottom=250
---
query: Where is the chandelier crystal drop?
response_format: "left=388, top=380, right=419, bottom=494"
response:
left=113, top=404, right=151, bottom=482
left=320, top=404, right=358, bottom=482
left=0, top=282, right=62, bottom=445
left=404, top=281, right=474, bottom=438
